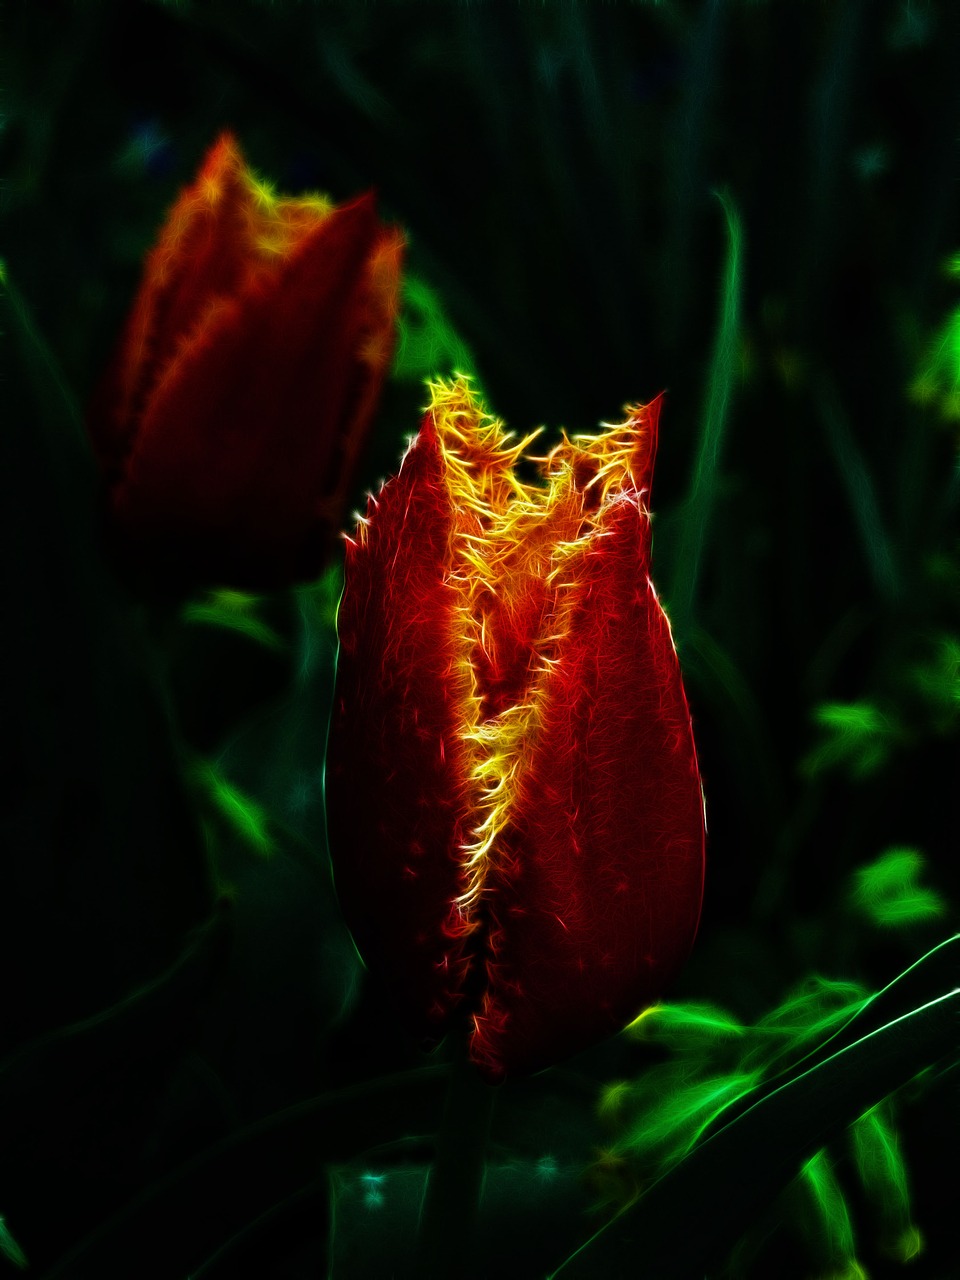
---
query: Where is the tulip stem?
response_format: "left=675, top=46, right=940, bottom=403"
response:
left=413, top=1034, right=497, bottom=1279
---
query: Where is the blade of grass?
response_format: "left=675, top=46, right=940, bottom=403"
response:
left=669, top=188, right=743, bottom=636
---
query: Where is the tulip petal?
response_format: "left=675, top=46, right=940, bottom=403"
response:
left=471, top=477, right=705, bottom=1079
left=330, top=380, right=705, bottom=1078
left=89, top=134, right=261, bottom=480
left=111, top=193, right=399, bottom=588
left=325, top=419, right=480, bottom=1035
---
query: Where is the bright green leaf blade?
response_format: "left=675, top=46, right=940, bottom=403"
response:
left=625, top=1000, right=745, bottom=1050
left=703, top=936, right=959, bottom=1141
left=618, top=1070, right=764, bottom=1167
left=850, top=1103, right=919, bottom=1260
left=550, top=954, right=959, bottom=1278
left=801, top=1149, right=861, bottom=1273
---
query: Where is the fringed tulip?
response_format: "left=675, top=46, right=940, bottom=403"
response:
left=326, top=377, right=705, bottom=1080
left=88, top=132, right=403, bottom=590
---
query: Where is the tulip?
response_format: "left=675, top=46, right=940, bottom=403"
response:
left=87, top=132, right=403, bottom=591
left=326, top=377, right=705, bottom=1080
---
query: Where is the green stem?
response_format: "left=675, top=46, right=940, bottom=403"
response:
left=414, top=1033, right=497, bottom=1279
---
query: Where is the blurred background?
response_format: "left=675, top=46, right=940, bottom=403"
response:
left=3, top=2, right=959, bottom=1278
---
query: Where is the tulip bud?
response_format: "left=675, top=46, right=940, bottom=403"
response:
left=88, top=133, right=403, bottom=591
left=326, top=377, right=705, bottom=1079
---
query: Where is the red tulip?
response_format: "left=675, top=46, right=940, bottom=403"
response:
left=326, top=377, right=705, bottom=1080
left=88, top=132, right=403, bottom=590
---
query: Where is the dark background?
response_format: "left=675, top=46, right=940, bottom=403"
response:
left=3, top=3, right=959, bottom=1278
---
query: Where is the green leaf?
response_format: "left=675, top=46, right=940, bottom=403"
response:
left=668, top=189, right=743, bottom=633
left=849, top=848, right=947, bottom=928
left=850, top=1102, right=919, bottom=1261
left=0, top=1217, right=28, bottom=1271
left=804, top=701, right=901, bottom=778
left=191, top=758, right=276, bottom=858
left=549, top=940, right=960, bottom=1279
left=181, top=589, right=288, bottom=652
left=800, top=1149, right=862, bottom=1275
left=749, top=976, right=870, bottom=1071
left=392, top=274, right=481, bottom=387
left=617, top=1068, right=765, bottom=1167
left=295, top=562, right=342, bottom=683
left=911, top=297, right=960, bottom=421
left=625, top=1001, right=745, bottom=1052
left=909, top=633, right=960, bottom=724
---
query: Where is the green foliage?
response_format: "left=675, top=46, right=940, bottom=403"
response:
left=804, top=701, right=902, bottom=779
left=668, top=189, right=743, bottom=635
left=0, top=1217, right=29, bottom=1271
left=392, top=273, right=482, bottom=389
left=799, top=1150, right=863, bottom=1278
left=850, top=1103, right=919, bottom=1262
left=564, top=963, right=959, bottom=1280
left=182, top=589, right=288, bottom=652
left=849, top=848, right=947, bottom=928
left=295, top=562, right=342, bottom=678
left=592, top=955, right=958, bottom=1275
left=911, top=254, right=960, bottom=421
left=908, top=631, right=960, bottom=728
left=7, top=4, right=960, bottom=1277
left=606, top=977, right=869, bottom=1175
left=805, top=630, right=960, bottom=780
left=748, top=978, right=871, bottom=1072
left=601, top=1064, right=763, bottom=1169
left=625, top=1000, right=746, bottom=1050
left=191, top=758, right=275, bottom=859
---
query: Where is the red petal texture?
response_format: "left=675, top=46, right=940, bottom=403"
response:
left=472, top=491, right=705, bottom=1079
left=87, top=133, right=403, bottom=590
left=326, top=378, right=705, bottom=1079
left=325, top=420, right=479, bottom=1036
